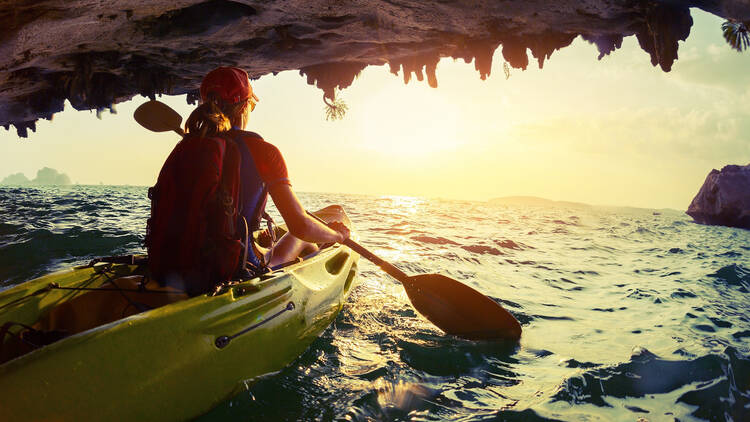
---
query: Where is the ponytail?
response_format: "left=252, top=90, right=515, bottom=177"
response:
left=185, top=101, right=231, bottom=139
left=184, top=96, right=249, bottom=138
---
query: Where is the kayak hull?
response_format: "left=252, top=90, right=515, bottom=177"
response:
left=0, top=205, right=358, bottom=422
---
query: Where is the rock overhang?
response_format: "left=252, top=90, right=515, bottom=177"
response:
left=1, top=0, right=749, bottom=138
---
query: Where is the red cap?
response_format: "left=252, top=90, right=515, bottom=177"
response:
left=200, top=66, right=259, bottom=106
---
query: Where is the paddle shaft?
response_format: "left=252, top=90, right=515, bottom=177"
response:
left=306, top=212, right=410, bottom=282
left=342, top=238, right=410, bottom=281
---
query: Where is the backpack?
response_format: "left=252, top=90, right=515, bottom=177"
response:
left=145, top=135, right=244, bottom=296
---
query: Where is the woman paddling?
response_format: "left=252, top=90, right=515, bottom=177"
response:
left=147, top=66, right=349, bottom=294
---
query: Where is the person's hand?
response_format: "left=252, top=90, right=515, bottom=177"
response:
left=328, top=221, right=350, bottom=243
left=257, top=228, right=274, bottom=246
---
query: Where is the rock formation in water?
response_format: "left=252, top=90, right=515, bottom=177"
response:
left=686, top=164, right=750, bottom=229
left=0, top=172, right=31, bottom=185
left=0, top=0, right=749, bottom=137
left=0, top=167, right=72, bottom=185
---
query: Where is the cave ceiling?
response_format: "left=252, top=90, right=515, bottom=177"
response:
left=1, top=0, right=749, bottom=137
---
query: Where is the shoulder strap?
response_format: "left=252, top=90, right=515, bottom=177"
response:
left=230, top=132, right=269, bottom=232
left=216, top=135, right=256, bottom=278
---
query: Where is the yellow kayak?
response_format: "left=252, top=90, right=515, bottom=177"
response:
left=0, top=205, right=358, bottom=422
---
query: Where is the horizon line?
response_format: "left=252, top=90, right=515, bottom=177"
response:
left=0, top=183, right=685, bottom=212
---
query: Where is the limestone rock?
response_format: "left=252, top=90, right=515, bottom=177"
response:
left=686, top=164, right=750, bottom=229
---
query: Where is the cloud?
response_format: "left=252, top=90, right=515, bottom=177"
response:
left=672, top=43, right=750, bottom=92
left=513, top=104, right=750, bottom=163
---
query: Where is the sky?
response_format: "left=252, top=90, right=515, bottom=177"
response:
left=0, top=9, right=748, bottom=210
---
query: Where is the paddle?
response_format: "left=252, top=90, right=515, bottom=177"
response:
left=133, top=100, right=522, bottom=341
left=133, top=100, right=185, bottom=136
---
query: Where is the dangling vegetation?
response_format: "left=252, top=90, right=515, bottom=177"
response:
left=323, top=89, right=348, bottom=121
left=722, top=20, right=749, bottom=52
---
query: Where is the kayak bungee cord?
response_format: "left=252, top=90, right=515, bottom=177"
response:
left=0, top=259, right=179, bottom=313
left=214, top=301, right=296, bottom=349
left=0, top=271, right=106, bottom=312
left=47, top=284, right=178, bottom=294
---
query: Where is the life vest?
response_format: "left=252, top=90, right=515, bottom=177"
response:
left=146, top=135, right=243, bottom=295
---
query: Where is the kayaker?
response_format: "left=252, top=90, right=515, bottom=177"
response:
left=147, top=66, right=349, bottom=294
left=195, top=66, right=350, bottom=268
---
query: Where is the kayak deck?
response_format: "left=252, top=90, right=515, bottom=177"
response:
left=0, top=205, right=359, bottom=422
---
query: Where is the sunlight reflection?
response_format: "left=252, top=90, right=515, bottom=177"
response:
left=369, top=195, right=427, bottom=263
left=374, top=379, right=434, bottom=416
left=377, top=195, right=425, bottom=214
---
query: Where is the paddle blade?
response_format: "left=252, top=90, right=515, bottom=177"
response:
left=133, top=100, right=184, bottom=135
left=403, top=274, right=522, bottom=340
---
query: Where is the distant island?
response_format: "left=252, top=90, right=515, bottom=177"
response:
left=1, top=167, right=72, bottom=185
left=490, top=196, right=590, bottom=208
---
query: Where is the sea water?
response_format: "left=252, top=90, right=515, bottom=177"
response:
left=1, top=186, right=748, bottom=421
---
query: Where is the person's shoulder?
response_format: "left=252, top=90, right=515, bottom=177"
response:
left=239, top=131, right=282, bottom=156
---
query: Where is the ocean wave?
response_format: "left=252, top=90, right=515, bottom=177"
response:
left=0, top=222, right=22, bottom=236
left=493, top=239, right=530, bottom=250
left=411, top=235, right=460, bottom=245
left=461, top=245, right=504, bottom=255
left=551, top=346, right=750, bottom=420
left=0, top=227, right=141, bottom=285
left=708, top=264, right=750, bottom=290
left=398, top=338, right=519, bottom=378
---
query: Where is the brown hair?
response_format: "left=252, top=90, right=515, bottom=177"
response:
left=184, top=96, right=248, bottom=138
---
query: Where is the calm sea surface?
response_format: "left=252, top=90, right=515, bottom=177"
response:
left=1, top=186, right=749, bottom=421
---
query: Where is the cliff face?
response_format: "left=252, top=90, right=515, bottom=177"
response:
left=687, top=164, right=750, bottom=230
left=1, top=0, right=749, bottom=137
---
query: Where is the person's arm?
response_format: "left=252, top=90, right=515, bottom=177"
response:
left=268, top=184, right=349, bottom=243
